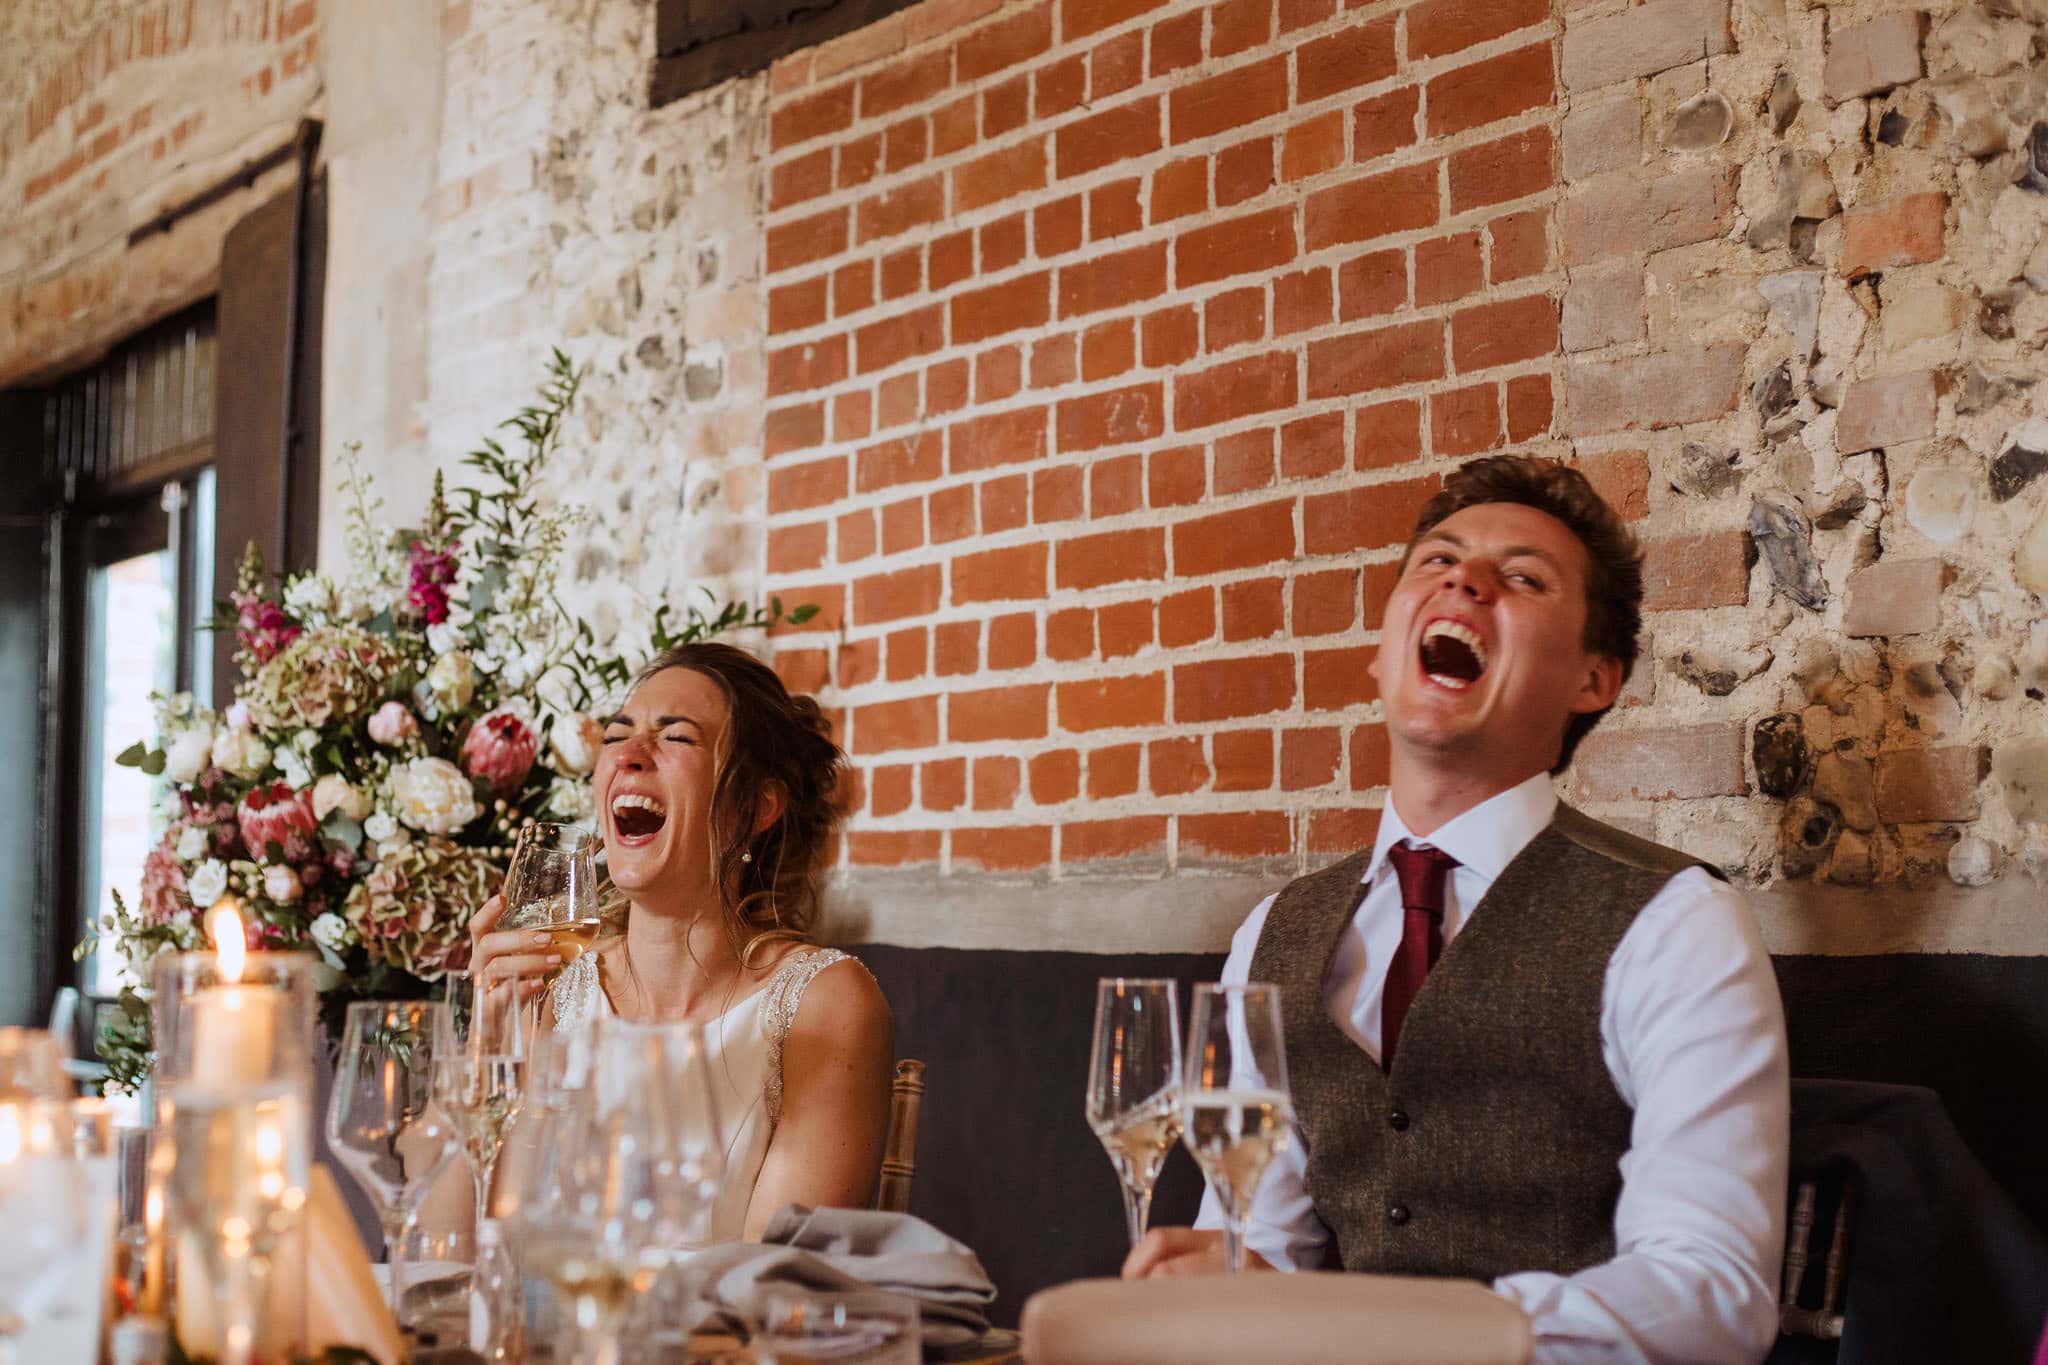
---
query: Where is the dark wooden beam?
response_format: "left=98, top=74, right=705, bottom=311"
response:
left=651, top=0, right=925, bottom=108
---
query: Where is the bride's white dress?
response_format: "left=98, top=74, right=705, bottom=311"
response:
left=549, top=944, right=863, bottom=1243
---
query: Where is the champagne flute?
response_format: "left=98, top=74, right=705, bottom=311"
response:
left=433, top=974, right=530, bottom=1240
left=1084, top=978, right=1183, bottom=1248
left=1181, top=983, right=1293, bottom=1274
left=325, top=1000, right=458, bottom=1332
left=499, top=822, right=602, bottom=963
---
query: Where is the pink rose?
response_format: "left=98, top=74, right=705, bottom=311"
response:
left=460, top=706, right=539, bottom=798
left=367, top=701, right=420, bottom=747
left=237, top=782, right=318, bottom=861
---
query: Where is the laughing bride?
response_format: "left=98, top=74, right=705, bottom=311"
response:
left=468, top=641, right=894, bottom=1241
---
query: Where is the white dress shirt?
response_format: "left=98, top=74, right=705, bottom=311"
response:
left=1194, top=774, right=1789, bottom=1365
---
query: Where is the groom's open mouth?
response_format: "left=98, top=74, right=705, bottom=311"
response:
left=1419, top=619, right=1488, bottom=691
left=610, top=791, right=668, bottom=842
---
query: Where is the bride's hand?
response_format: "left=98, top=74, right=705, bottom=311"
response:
left=466, top=893, right=561, bottom=995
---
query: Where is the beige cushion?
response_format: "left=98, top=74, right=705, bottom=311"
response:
left=1021, top=1272, right=1531, bottom=1365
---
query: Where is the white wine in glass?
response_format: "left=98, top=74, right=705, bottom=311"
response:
left=1182, top=982, right=1293, bottom=1273
left=433, top=974, right=530, bottom=1234
left=1085, top=978, right=1182, bottom=1249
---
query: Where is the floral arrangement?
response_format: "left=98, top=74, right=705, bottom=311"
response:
left=81, top=351, right=814, bottom=1092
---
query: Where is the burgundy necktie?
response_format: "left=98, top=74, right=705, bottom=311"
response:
left=1380, top=842, right=1459, bottom=1071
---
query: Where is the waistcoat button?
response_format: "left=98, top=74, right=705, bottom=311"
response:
left=1388, top=1107, right=1409, bottom=1131
left=1387, top=1202, right=1410, bottom=1226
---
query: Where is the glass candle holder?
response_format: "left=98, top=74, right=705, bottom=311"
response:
left=151, top=922, right=319, bottom=1365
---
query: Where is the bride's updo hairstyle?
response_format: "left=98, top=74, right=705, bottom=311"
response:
left=625, top=641, right=845, bottom=962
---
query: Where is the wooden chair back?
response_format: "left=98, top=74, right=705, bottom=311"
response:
left=875, top=1058, right=925, bottom=1214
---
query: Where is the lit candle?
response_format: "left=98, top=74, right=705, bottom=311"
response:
left=187, top=902, right=281, bottom=1089
left=140, top=1182, right=165, bottom=1316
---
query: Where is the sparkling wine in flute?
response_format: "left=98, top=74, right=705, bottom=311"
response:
left=1090, top=1094, right=1183, bottom=1202
left=436, top=1056, right=525, bottom=1177
left=1182, top=1087, right=1293, bottom=1221
left=519, top=1234, right=656, bottom=1320
left=533, top=915, right=606, bottom=963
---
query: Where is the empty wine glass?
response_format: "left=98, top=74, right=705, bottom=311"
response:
left=499, top=822, right=602, bottom=957
left=1182, top=983, right=1293, bottom=1274
left=325, top=1000, right=457, bottom=1333
left=1085, top=979, right=1182, bottom=1249
left=506, top=1018, right=724, bottom=1365
left=433, top=974, right=532, bottom=1243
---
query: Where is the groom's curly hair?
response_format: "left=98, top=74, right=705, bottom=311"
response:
left=625, top=641, right=845, bottom=963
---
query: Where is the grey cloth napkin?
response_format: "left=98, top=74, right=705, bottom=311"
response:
left=670, top=1205, right=1000, bottom=1353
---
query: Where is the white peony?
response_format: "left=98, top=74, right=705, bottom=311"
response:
left=175, top=826, right=209, bottom=861
left=187, top=860, right=228, bottom=908
left=211, top=728, right=271, bottom=780
left=387, top=757, right=482, bottom=835
left=426, top=652, right=476, bottom=712
left=262, top=863, right=305, bottom=904
left=164, top=725, right=215, bottom=783
left=550, top=713, right=604, bottom=776
left=311, top=775, right=371, bottom=823
left=309, top=912, right=350, bottom=954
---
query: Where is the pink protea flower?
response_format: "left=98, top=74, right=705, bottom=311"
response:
left=237, top=782, right=319, bottom=862
left=406, top=540, right=461, bottom=625
left=233, top=590, right=302, bottom=664
left=460, top=706, right=539, bottom=798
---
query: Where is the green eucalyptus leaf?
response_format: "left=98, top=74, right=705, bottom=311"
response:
left=115, top=741, right=150, bottom=768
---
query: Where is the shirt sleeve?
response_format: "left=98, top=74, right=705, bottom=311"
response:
left=1191, top=892, right=1334, bottom=1272
left=1491, top=867, right=1789, bottom=1365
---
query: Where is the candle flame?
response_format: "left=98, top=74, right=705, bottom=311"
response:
left=208, top=900, right=247, bottom=984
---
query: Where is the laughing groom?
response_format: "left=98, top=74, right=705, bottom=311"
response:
left=1127, top=456, right=1790, bottom=1365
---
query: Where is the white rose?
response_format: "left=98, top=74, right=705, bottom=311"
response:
left=276, top=746, right=313, bottom=790
left=550, top=713, right=604, bottom=777
left=262, top=864, right=304, bottom=904
left=175, top=826, right=209, bottom=861
left=188, top=860, right=228, bottom=908
left=168, top=692, right=196, bottom=719
left=309, top=912, right=350, bottom=954
left=387, top=757, right=481, bottom=835
left=164, top=725, right=215, bottom=783
left=311, top=775, right=371, bottom=823
left=212, top=728, right=272, bottom=780
left=426, top=652, right=476, bottom=712
left=426, top=620, right=466, bottom=655
left=362, top=810, right=405, bottom=847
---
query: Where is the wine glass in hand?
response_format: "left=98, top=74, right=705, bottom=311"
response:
left=432, top=974, right=530, bottom=1240
left=325, top=1000, right=457, bottom=1332
left=499, top=822, right=602, bottom=963
left=1182, top=983, right=1293, bottom=1274
left=1085, top=979, right=1183, bottom=1249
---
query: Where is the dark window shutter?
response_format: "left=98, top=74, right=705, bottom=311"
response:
left=211, top=170, right=325, bottom=705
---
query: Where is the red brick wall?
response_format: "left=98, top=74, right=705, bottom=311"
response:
left=0, top=0, right=319, bottom=385
left=759, top=0, right=1569, bottom=878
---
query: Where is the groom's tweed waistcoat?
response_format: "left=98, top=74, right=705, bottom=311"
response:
left=1248, top=803, right=1720, bottom=1278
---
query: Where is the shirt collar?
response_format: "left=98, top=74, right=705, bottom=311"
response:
left=1366, top=772, right=1559, bottom=888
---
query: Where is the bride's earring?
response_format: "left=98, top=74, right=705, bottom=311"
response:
left=740, top=850, right=753, bottom=863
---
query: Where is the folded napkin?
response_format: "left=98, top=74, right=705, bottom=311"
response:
left=670, top=1205, right=998, bottom=1352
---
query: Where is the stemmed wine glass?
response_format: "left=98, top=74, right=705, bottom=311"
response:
left=1084, top=979, right=1183, bottom=1248
left=325, top=1000, right=458, bottom=1334
left=0, top=1029, right=89, bottom=1362
left=507, top=1018, right=724, bottom=1365
left=432, top=973, right=532, bottom=1242
left=1181, top=983, right=1293, bottom=1274
left=499, top=822, right=602, bottom=962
